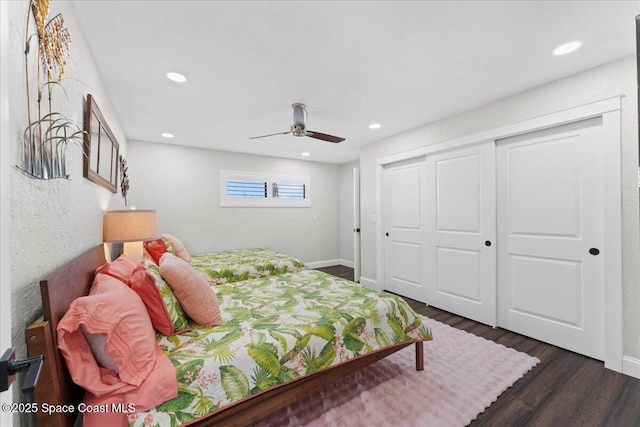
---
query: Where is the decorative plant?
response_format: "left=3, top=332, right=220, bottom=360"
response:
left=18, top=0, right=84, bottom=180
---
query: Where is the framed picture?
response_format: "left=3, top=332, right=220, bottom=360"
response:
left=83, top=94, right=119, bottom=193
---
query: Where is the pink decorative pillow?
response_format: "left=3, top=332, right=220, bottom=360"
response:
left=162, top=233, right=191, bottom=262
left=57, top=273, right=157, bottom=396
left=159, top=252, right=222, bottom=326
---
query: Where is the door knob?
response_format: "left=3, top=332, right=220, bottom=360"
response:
left=385, top=232, right=389, bottom=237
left=589, top=248, right=600, bottom=256
left=485, top=240, right=492, bottom=247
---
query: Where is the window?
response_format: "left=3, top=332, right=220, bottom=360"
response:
left=227, top=180, right=267, bottom=198
left=270, top=175, right=310, bottom=206
left=272, top=182, right=305, bottom=199
left=220, top=170, right=310, bottom=207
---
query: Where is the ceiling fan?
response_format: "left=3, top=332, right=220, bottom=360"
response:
left=250, top=103, right=345, bottom=143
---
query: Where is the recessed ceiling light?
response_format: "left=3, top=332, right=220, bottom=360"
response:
left=553, top=41, right=582, bottom=56
left=166, top=72, right=187, bottom=83
left=301, top=152, right=310, bottom=157
left=161, top=132, right=174, bottom=138
left=369, top=123, right=381, bottom=129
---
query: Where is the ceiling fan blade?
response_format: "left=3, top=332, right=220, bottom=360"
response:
left=305, top=131, right=345, bottom=143
left=249, top=131, right=291, bottom=139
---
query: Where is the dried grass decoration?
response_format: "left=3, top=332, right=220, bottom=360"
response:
left=18, top=0, right=84, bottom=180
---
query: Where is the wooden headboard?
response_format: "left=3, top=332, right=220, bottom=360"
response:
left=26, top=245, right=106, bottom=427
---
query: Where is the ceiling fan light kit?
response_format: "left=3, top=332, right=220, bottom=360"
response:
left=251, top=103, right=345, bottom=143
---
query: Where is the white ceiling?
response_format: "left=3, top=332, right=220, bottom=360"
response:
left=72, top=1, right=640, bottom=164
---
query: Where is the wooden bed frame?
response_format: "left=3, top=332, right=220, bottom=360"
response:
left=26, top=245, right=424, bottom=427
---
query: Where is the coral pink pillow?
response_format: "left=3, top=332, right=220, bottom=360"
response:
left=82, top=343, right=178, bottom=427
left=139, top=258, right=191, bottom=335
left=127, top=265, right=175, bottom=336
left=159, top=253, right=222, bottom=326
left=162, top=233, right=191, bottom=262
left=144, top=239, right=169, bottom=265
left=57, top=273, right=157, bottom=396
left=95, top=255, right=137, bottom=283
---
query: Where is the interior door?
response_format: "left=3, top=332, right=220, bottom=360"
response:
left=384, top=157, right=426, bottom=302
left=353, top=167, right=361, bottom=282
left=425, top=141, right=496, bottom=326
left=497, top=117, right=604, bottom=360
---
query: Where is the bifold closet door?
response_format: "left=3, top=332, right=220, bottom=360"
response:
left=383, top=157, right=427, bottom=302
left=496, top=117, right=605, bottom=360
left=425, top=141, right=496, bottom=326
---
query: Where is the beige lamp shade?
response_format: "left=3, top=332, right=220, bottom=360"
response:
left=103, top=210, right=159, bottom=243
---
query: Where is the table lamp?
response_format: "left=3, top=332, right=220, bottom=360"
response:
left=103, top=209, right=159, bottom=263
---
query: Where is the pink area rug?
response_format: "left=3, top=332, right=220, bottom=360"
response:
left=253, top=317, right=540, bottom=427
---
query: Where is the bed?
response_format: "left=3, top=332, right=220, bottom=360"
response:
left=189, top=248, right=306, bottom=284
left=26, top=244, right=431, bottom=427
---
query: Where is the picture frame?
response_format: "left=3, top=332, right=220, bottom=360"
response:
left=83, top=94, right=119, bottom=193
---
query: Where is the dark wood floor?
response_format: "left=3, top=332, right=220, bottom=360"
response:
left=316, top=265, right=640, bottom=427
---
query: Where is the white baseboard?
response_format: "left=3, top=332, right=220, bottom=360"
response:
left=359, top=276, right=380, bottom=290
left=339, top=259, right=354, bottom=268
left=305, top=259, right=354, bottom=269
left=304, top=259, right=340, bottom=269
left=622, top=356, right=640, bottom=379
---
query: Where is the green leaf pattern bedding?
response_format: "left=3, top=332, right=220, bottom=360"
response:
left=190, top=248, right=306, bottom=285
left=128, top=269, right=432, bottom=427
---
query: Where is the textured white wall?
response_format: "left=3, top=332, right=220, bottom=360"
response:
left=359, top=56, right=640, bottom=359
left=339, top=160, right=359, bottom=264
left=126, top=140, right=341, bottom=264
left=7, top=2, right=127, bottom=422
left=1, top=1, right=14, bottom=425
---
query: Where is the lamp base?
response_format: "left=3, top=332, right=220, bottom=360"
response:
left=123, top=241, right=144, bottom=264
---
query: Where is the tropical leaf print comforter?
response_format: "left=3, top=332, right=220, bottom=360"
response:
left=190, top=248, right=306, bottom=285
left=128, top=269, right=432, bottom=427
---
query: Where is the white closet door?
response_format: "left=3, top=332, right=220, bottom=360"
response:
left=425, top=141, right=496, bottom=326
left=497, top=117, right=604, bottom=360
left=384, top=157, right=427, bottom=302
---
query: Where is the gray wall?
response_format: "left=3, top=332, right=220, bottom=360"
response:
left=359, top=55, right=640, bottom=360
left=126, top=140, right=342, bottom=264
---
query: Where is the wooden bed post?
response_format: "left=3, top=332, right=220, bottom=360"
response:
left=415, top=342, right=424, bottom=371
left=26, top=319, right=77, bottom=427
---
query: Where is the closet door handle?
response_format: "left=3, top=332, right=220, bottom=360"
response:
left=385, top=232, right=389, bottom=237
left=485, top=240, right=492, bottom=247
left=589, top=248, right=600, bottom=256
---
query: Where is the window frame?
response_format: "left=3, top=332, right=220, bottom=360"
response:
left=220, top=170, right=311, bottom=207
